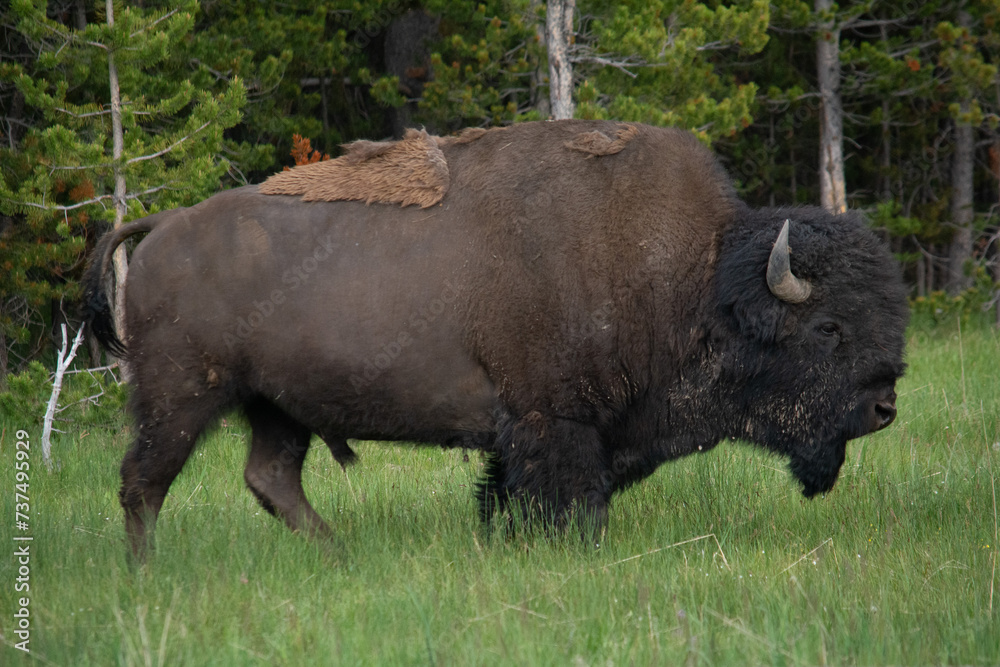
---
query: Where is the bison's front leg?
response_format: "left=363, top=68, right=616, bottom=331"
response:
left=480, top=413, right=612, bottom=541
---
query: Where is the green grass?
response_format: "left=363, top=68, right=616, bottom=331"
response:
left=2, top=322, right=998, bottom=665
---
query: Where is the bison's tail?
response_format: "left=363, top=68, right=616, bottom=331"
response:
left=80, top=214, right=164, bottom=357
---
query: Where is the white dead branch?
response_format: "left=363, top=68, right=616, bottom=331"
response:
left=41, top=323, right=85, bottom=470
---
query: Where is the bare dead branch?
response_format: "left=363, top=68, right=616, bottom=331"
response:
left=571, top=54, right=639, bottom=78
left=12, top=184, right=176, bottom=212
left=130, top=9, right=181, bottom=39
left=126, top=120, right=212, bottom=165
left=42, top=323, right=85, bottom=469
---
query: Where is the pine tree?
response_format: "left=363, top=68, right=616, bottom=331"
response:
left=575, top=0, right=769, bottom=142
left=411, top=0, right=770, bottom=139
left=184, top=0, right=350, bottom=175
left=0, top=0, right=245, bottom=374
left=935, top=6, right=999, bottom=293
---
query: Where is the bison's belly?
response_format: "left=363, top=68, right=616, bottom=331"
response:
left=251, top=328, right=500, bottom=445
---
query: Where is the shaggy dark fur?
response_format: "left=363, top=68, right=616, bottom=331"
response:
left=81, top=119, right=908, bottom=560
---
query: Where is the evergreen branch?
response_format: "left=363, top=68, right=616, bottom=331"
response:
left=33, top=18, right=107, bottom=51
left=32, top=8, right=179, bottom=51
left=190, top=59, right=233, bottom=81
left=126, top=120, right=212, bottom=165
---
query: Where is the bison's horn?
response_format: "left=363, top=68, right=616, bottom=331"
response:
left=767, top=219, right=812, bottom=304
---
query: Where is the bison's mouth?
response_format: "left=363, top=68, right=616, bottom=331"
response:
left=790, top=385, right=899, bottom=498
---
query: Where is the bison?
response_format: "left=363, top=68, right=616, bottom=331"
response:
left=82, top=120, right=908, bottom=559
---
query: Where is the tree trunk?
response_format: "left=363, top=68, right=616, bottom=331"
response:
left=546, top=0, right=575, bottom=120
left=995, top=138, right=1000, bottom=327
left=106, top=0, right=132, bottom=379
left=530, top=0, right=551, bottom=118
left=945, top=10, right=976, bottom=296
left=994, top=240, right=1000, bottom=328
left=881, top=99, right=892, bottom=201
left=74, top=0, right=86, bottom=30
left=768, top=110, right=776, bottom=207
left=0, top=327, right=7, bottom=389
left=815, top=0, right=846, bottom=214
left=946, top=112, right=975, bottom=294
left=384, top=10, right=439, bottom=137
left=87, top=329, right=103, bottom=369
left=880, top=26, right=892, bottom=202
left=790, top=142, right=797, bottom=202
left=915, top=251, right=926, bottom=298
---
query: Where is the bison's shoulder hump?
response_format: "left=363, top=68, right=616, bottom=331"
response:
left=259, top=129, right=450, bottom=209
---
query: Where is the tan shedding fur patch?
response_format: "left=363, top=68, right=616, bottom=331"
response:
left=565, top=123, right=639, bottom=157
left=259, top=129, right=450, bottom=208
left=436, top=126, right=492, bottom=146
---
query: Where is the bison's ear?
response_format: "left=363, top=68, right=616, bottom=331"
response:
left=726, top=296, right=787, bottom=344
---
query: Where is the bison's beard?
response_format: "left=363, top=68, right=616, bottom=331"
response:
left=788, top=437, right=847, bottom=498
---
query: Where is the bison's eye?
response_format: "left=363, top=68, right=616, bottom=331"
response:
left=818, top=322, right=840, bottom=337
left=810, top=319, right=842, bottom=353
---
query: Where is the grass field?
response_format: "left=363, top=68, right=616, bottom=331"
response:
left=1, top=321, right=998, bottom=665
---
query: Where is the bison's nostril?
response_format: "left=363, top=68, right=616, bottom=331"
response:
left=873, top=400, right=897, bottom=430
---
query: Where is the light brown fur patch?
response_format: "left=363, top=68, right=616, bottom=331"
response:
left=436, top=126, right=493, bottom=146
left=259, top=129, right=450, bottom=208
left=564, top=123, right=639, bottom=157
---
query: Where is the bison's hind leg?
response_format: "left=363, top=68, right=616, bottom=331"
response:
left=243, top=398, right=332, bottom=539
left=121, top=387, right=228, bottom=563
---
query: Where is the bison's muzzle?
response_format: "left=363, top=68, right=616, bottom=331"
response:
left=870, top=390, right=898, bottom=432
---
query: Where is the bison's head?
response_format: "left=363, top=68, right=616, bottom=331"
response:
left=714, top=206, right=909, bottom=497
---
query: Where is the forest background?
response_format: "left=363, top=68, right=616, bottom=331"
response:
left=2, top=0, right=1000, bottom=382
